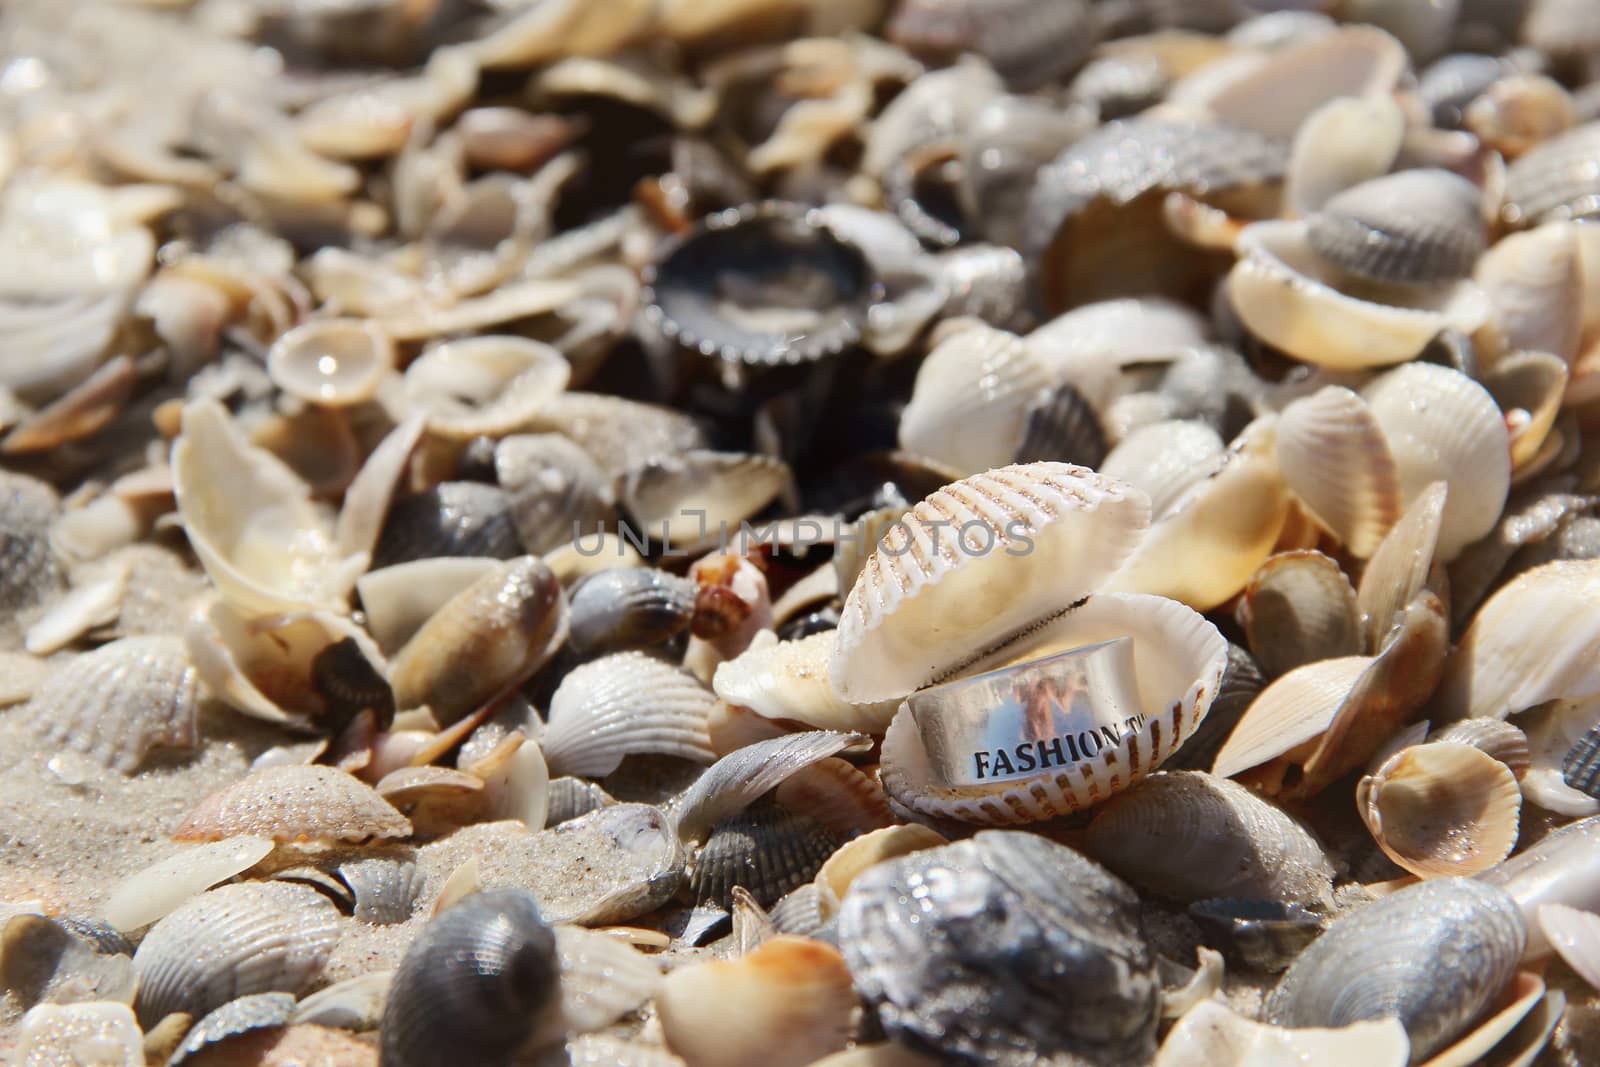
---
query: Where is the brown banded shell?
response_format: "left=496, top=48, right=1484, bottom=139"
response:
left=1265, top=878, right=1525, bottom=1063
left=841, top=831, right=1160, bottom=1066
left=132, top=881, right=341, bottom=1027
left=388, top=555, right=568, bottom=725
left=380, top=889, right=559, bottom=1067
left=658, top=936, right=855, bottom=1067
left=494, top=433, right=614, bottom=556
left=1356, top=741, right=1522, bottom=879
left=1084, top=771, right=1335, bottom=904
left=688, top=801, right=845, bottom=910
left=1305, top=169, right=1487, bottom=287
left=175, top=764, right=412, bottom=843
left=23, top=635, right=198, bottom=773
left=540, top=651, right=717, bottom=777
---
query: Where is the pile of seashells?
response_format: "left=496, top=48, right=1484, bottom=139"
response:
left=6, top=0, right=1600, bottom=1063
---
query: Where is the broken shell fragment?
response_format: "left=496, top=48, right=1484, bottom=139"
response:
left=714, top=631, right=900, bottom=734
left=102, top=837, right=275, bottom=932
left=174, top=764, right=412, bottom=843
left=1155, top=1001, right=1409, bottom=1067
left=266, top=318, right=394, bottom=407
left=619, top=450, right=791, bottom=547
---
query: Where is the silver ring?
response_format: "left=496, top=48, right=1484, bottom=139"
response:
left=907, top=637, right=1147, bottom=788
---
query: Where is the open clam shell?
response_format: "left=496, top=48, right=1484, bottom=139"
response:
left=266, top=318, right=394, bottom=407
left=642, top=202, right=879, bottom=366
left=1356, top=741, right=1522, bottom=879
left=400, top=335, right=570, bottom=441
left=1228, top=220, right=1489, bottom=370
left=879, top=592, right=1227, bottom=825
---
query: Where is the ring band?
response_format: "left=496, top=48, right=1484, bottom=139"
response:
left=906, top=637, right=1146, bottom=788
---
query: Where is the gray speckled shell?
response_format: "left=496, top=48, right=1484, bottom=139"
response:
left=0, top=470, right=62, bottom=620
left=1266, top=878, right=1525, bottom=1062
left=495, top=434, right=614, bottom=556
left=544, top=776, right=617, bottom=827
left=380, top=888, right=558, bottom=1067
left=1306, top=169, right=1486, bottom=285
left=168, top=992, right=296, bottom=1066
left=566, top=568, right=696, bottom=656
left=132, top=882, right=341, bottom=1027
left=840, top=831, right=1160, bottom=1066
left=337, top=856, right=419, bottom=925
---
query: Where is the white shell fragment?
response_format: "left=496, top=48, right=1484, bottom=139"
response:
left=715, top=631, right=901, bottom=734
left=14, top=1001, right=144, bottom=1067
left=102, top=837, right=274, bottom=932
left=1155, top=1001, right=1409, bottom=1067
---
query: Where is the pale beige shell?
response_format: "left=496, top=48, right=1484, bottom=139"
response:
left=466, top=731, right=550, bottom=830
left=532, top=925, right=663, bottom=1048
left=715, top=632, right=900, bottom=734
left=1518, top=697, right=1600, bottom=817
left=132, top=881, right=341, bottom=1026
left=898, top=323, right=1054, bottom=476
left=102, top=837, right=275, bottom=932
left=1284, top=95, right=1406, bottom=217
left=1356, top=742, right=1521, bottom=878
left=355, top=557, right=500, bottom=654
left=1477, top=223, right=1584, bottom=367
left=1481, top=350, right=1567, bottom=474
left=813, top=824, right=949, bottom=921
left=543, top=533, right=645, bottom=585
left=1228, top=220, right=1489, bottom=370
left=14, top=1002, right=144, bottom=1067
left=541, top=652, right=717, bottom=777
left=2, top=354, right=136, bottom=456
left=830, top=462, right=1152, bottom=704
left=1427, top=719, right=1531, bottom=779
left=175, top=764, right=412, bottom=843
left=1085, top=771, right=1335, bottom=904
left=400, top=335, right=570, bottom=439
left=23, top=561, right=128, bottom=656
left=1239, top=551, right=1361, bottom=680
left=880, top=592, right=1227, bottom=825
left=473, top=0, right=654, bottom=68
left=1104, top=417, right=1289, bottom=612
left=1274, top=386, right=1399, bottom=557
left=1355, top=482, right=1446, bottom=652
left=1361, top=363, right=1510, bottom=561
left=1100, top=420, right=1226, bottom=521
left=1539, top=904, right=1600, bottom=993
left=25, top=635, right=199, bottom=773
left=1437, top=560, right=1600, bottom=720
left=172, top=399, right=365, bottom=614
left=388, top=555, right=568, bottom=725
left=266, top=318, right=394, bottom=407
left=619, top=451, right=792, bottom=547
left=1153, top=1001, right=1409, bottom=1067
left=298, top=47, right=477, bottom=158
left=184, top=597, right=387, bottom=726
left=1212, top=657, right=1372, bottom=781
left=656, top=937, right=855, bottom=1067
left=772, top=757, right=894, bottom=838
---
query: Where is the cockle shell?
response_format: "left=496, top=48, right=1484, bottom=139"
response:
left=619, top=450, right=791, bottom=546
left=1099, top=420, right=1226, bottom=521
left=689, top=802, right=844, bottom=910
left=167, top=991, right=297, bottom=1066
left=1266, top=878, right=1525, bottom=1063
left=172, top=399, right=365, bottom=614
left=673, top=731, right=871, bottom=845
left=266, top=318, right=394, bottom=407
left=1085, top=771, right=1335, bottom=904
left=541, top=652, right=717, bottom=777
left=534, top=924, right=662, bottom=1048
left=1427, top=719, right=1530, bottom=777
left=1238, top=551, right=1361, bottom=679
left=1503, top=121, right=1600, bottom=226
left=23, top=635, right=198, bottom=773
left=175, top=764, right=412, bottom=843
left=132, top=881, right=341, bottom=1026
left=1356, top=481, right=1447, bottom=652
left=657, top=937, right=855, bottom=1067
left=1285, top=95, right=1406, bottom=217
left=714, top=631, right=900, bottom=734
left=400, top=335, right=570, bottom=440
left=812, top=824, right=948, bottom=920
left=841, top=831, right=1160, bottom=1066
left=897, top=322, right=1053, bottom=476
left=372, top=481, right=524, bottom=569
left=380, top=889, right=558, bottom=1067
left=1228, top=220, right=1489, bottom=370
left=1356, top=742, right=1522, bottom=878
left=388, top=555, right=568, bottom=725
left=1275, top=386, right=1400, bottom=557
left=1305, top=169, right=1487, bottom=287
left=102, top=837, right=275, bottom=932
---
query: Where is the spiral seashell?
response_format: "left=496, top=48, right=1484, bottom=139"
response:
left=371, top=481, right=524, bottom=568
left=1085, top=771, right=1335, bottom=904
left=265, top=318, right=393, bottom=407
left=1356, top=741, right=1522, bottom=878
left=380, top=889, right=559, bottom=1067
left=388, top=555, right=568, bottom=725
left=1305, top=169, right=1487, bottom=287
left=175, top=764, right=412, bottom=843
left=688, top=801, right=845, bottom=910
left=1504, top=121, right=1600, bottom=226
left=23, top=635, right=198, bottom=773
left=132, top=881, right=341, bottom=1027
left=841, top=831, right=1160, bottom=1065
left=541, top=652, right=717, bottom=777
left=1265, top=878, right=1525, bottom=1062
left=566, top=568, right=696, bottom=657
left=715, top=632, right=899, bottom=734
left=642, top=203, right=879, bottom=366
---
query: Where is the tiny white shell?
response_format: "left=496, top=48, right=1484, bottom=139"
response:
left=267, top=318, right=395, bottom=407
left=542, top=652, right=717, bottom=777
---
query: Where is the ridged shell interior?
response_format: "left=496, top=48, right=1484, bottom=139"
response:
left=1228, top=220, right=1489, bottom=370
left=1356, top=742, right=1521, bottom=878
left=879, top=592, right=1226, bottom=825
left=830, top=462, right=1152, bottom=704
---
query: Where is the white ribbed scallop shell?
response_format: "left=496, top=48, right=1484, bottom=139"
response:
left=1275, top=386, right=1400, bottom=558
left=541, top=652, right=717, bottom=777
